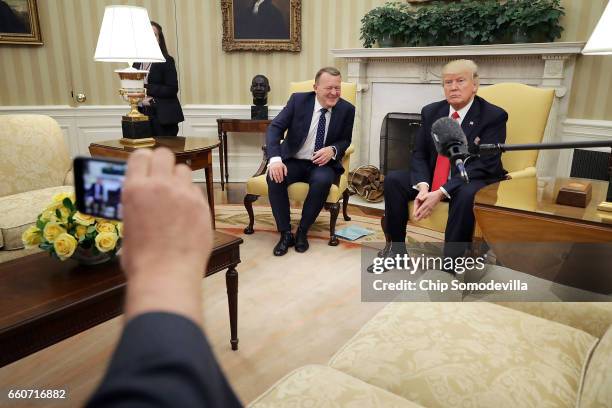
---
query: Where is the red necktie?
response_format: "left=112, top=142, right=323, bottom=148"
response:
left=431, top=111, right=460, bottom=191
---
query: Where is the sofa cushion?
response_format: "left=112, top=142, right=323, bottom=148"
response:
left=248, top=364, right=422, bottom=408
left=0, top=186, right=74, bottom=250
left=496, top=302, right=612, bottom=339
left=329, top=302, right=597, bottom=408
left=580, top=325, right=612, bottom=407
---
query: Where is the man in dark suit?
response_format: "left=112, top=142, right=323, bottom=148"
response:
left=88, top=179, right=106, bottom=214
left=234, top=0, right=289, bottom=40
left=382, top=59, right=507, bottom=265
left=87, top=148, right=241, bottom=408
left=267, top=67, right=355, bottom=256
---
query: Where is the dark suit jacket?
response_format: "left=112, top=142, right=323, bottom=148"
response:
left=266, top=91, right=355, bottom=175
left=411, top=95, right=508, bottom=196
left=136, top=57, right=184, bottom=126
left=87, top=312, right=242, bottom=408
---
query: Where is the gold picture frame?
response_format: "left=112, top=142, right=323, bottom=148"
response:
left=0, top=0, right=42, bottom=45
left=221, top=0, right=301, bottom=52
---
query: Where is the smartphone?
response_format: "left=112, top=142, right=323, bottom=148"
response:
left=73, top=157, right=127, bottom=221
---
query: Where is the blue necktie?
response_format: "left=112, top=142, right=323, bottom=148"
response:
left=314, top=108, right=328, bottom=152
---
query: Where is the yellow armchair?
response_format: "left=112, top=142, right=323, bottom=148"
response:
left=401, top=83, right=555, bottom=235
left=243, top=80, right=357, bottom=246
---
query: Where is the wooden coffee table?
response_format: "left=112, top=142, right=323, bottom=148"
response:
left=0, top=231, right=243, bottom=367
left=89, top=137, right=219, bottom=228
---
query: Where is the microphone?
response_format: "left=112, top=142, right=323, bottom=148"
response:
left=431, top=117, right=469, bottom=183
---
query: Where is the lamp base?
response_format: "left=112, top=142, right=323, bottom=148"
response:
left=120, top=137, right=156, bottom=147
left=122, top=115, right=150, bottom=139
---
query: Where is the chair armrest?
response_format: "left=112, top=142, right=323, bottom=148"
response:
left=506, top=167, right=536, bottom=180
left=252, top=145, right=269, bottom=177
left=63, top=167, right=74, bottom=186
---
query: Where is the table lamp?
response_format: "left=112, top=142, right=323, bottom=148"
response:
left=582, top=0, right=612, bottom=212
left=94, top=5, right=165, bottom=146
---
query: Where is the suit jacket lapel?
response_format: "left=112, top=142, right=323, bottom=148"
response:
left=461, top=97, right=480, bottom=142
left=326, top=100, right=341, bottom=144
left=302, top=93, right=315, bottom=142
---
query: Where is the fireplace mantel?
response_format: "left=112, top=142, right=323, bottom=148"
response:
left=331, top=42, right=585, bottom=177
left=332, top=42, right=584, bottom=59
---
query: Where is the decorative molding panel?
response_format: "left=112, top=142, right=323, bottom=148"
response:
left=3, top=105, right=609, bottom=180
left=558, top=119, right=612, bottom=177
left=0, top=105, right=282, bottom=182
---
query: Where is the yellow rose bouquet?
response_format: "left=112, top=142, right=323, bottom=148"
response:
left=21, top=192, right=123, bottom=264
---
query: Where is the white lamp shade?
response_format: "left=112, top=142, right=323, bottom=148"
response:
left=94, top=5, right=165, bottom=63
left=583, top=1, right=612, bottom=55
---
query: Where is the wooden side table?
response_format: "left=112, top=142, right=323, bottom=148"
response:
left=217, top=119, right=272, bottom=190
left=89, top=137, right=219, bottom=229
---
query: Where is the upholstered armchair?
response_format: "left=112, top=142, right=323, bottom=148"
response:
left=243, top=80, right=357, bottom=246
left=398, top=83, right=555, bottom=235
left=0, top=115, right=73, bottom=255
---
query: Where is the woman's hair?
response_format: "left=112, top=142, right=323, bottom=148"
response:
left=150, top=21, right=169, bottom=57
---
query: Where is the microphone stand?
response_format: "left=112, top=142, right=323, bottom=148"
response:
left=470, top=140, right=612, bottom=208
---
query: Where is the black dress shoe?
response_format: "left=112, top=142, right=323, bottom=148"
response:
left=295, top=227, right=309, bottom=253
left=367, top=245, right=408, bottom=274
left=273, top=231, right=295, bottom=256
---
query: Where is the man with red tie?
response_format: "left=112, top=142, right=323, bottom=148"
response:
left=381, top=59, right=508, bottom=265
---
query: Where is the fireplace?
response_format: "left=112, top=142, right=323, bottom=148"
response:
left=379, top=112, right=421, bottom=175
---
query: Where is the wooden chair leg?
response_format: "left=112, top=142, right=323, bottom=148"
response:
left=326, top=202, right=340, bottom=246
left=243, top=194, right=259, bottom=234
left=342, top=189, right=351, bottom=221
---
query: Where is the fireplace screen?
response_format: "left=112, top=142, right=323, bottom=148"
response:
left=379, top=112, right=422, bottom=175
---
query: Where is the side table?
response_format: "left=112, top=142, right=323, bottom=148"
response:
left=217, top=119, right=271, bottom=190
left=89, top=137, right=219, bottom=229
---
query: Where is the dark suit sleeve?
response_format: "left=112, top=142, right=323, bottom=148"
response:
left=146, top=57, right=179, bottom=99
left=266, top=93, right=296, bottom=158
left=443, top=108, right=508, bottom=196
left=331, top=104, right=355, bottom=162
left=87, top=312, right=242, bottom=408
left=410, top=106, right=434, bottom=186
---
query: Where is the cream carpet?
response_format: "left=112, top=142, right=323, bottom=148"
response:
left=0, top=204, right=441, bottom=407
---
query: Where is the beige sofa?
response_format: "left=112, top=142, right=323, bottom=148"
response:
left=0, top=114, right=73, bottom=262
left=251, top=302, right=612, bottom=407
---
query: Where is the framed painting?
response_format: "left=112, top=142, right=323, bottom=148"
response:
left=221, top=0, right=301, bottom=52
left=0, top=0, right=42, bottom=45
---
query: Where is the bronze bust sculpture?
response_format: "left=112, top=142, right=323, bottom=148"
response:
left=250, top=75, right=270, bottom=119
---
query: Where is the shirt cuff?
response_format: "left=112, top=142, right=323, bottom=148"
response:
left=331, top=146, right=337, bottom=160
left=412, top=182, right=429, bottom=192
left=439, top=186, right=451, bottom=199
left=268, top=156, right=282, bottom=166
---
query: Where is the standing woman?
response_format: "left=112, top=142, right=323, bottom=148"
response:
left=137, top=21, right=184, bottom=136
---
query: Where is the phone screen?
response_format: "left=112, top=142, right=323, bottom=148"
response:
left=74, top=157, right=127, bottom=221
